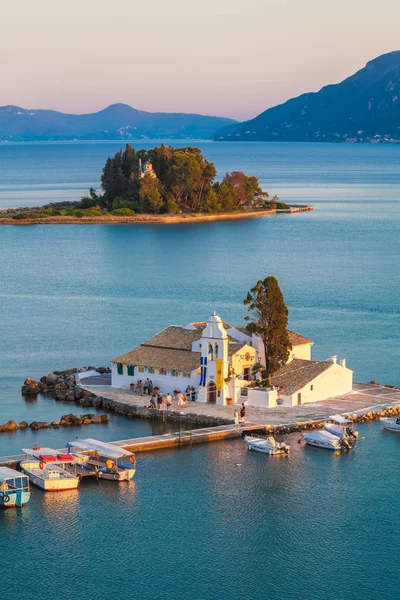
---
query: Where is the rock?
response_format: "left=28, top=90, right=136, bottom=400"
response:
left=79, top=398, right=93, bottom=407
left=30, top=421, right=51, bottom=430
left=46, top=372, right=59, bottom=386
left=51, top=421, right=61, bottom=428
left=92, top=396, right=102, bottom=408
left=100, top=414, right=110, bottom=423
left=90, top=416, right=102, bottom=424
left=0, top=420, right=19, bottom=432
left=19, top=421, right=29, bottom=429
left=74, top=388, right=84, bottom=400
left=21, top=378, right=40, bottom=395
left=82, top=413, right=95, bottom=419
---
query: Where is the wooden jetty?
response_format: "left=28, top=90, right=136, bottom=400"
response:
left=0, top=422, right=265, bottom=467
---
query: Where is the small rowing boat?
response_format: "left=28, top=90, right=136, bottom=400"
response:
left=244, top=435, right=290, bottom=455
left=380, top=417, right=400, bottom=432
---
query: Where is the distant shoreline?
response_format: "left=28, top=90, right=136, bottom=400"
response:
left=0, top=206, right=313, bottom=226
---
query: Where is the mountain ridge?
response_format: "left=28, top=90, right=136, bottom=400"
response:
left=0, top=103, right=236, bottom=141
left=215, top=51, right=400, bottom=143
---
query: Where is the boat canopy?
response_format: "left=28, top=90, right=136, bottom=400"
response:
left=67, top=438, right=133, bottom=459
left=21, top=448, right=75, bottom=464
left=328, top=414, right=352, bottom=424
left=0, top=467, right=28, bottom=482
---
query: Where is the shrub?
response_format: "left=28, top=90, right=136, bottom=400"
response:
left=112, top=208, right=136, bottom=216
left=276, top=202, right=290, bottom=210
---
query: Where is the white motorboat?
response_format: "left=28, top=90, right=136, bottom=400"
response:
left=302, top=430, right=350, bottom=451
left=67, top=438, right=136, bottom=481
left=323, top=414, right=358, bottom=439
left=380, top=417, right=400, bottom=432
left=0, top=467, right=30, bottom=508
left=20, top=448, right=80, bottom=491
left=244, top=434, right=290, bottom=455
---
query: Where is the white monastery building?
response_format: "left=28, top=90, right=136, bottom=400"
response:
left=112, top=312, right=353, bottom=408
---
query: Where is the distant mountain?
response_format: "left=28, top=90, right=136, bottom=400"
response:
left=0, top=103, right=236, bottom=141
left=215, top=51, right=400, bottom=143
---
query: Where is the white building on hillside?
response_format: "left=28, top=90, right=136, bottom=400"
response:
left=111, top=312, right=353, bottom=407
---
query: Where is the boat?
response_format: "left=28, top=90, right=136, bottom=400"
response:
left=380, top=417, right=400, bottom=432
left=20, top=448, right=80, bottom=491
left=0, top=467, right=31, bottom=507
left=323, top=414, right=358, bottom=439
left=302, top=430, right=352, bottom=451
left=244, top=434, right=290, bottom=455
left=67, top=438, right=136, bottom=481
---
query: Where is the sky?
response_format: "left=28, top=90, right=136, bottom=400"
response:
left=1, top=0, right=399, bottom=121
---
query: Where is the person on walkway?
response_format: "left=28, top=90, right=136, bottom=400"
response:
left=191, top=386, right=196, bottom=402
left=138, top=380, right=143, bottom=396
left=148, top=380, right=154, bottom=395
left=240, top=403, right=246, bottom=426
left=144, top=378, right=150, bottom=395
left=166, top=393, right=172, bottom=410
left=157, top=394, right=163, bottom=410
left=234, top=409, right=239, bottom=427
left=150, top=395, right=157, bottom=409
left=181, top=392, right=187, bottom=409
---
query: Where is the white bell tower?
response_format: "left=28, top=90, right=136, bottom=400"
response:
left=197, top=312, right=229, bottom=405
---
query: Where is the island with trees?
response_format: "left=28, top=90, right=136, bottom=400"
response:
left=0, top=144, right=311, bottom=224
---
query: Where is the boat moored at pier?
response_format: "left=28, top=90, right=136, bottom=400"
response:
left=67, top=438, right=136, bottom=481
left=0, top=467, right=30, bottom=507
left=380, top=417, right=400, bottom=432
left=20, top=448, right=80, bottom=491
left=323, top=414, right=358, bottom=440
left=244, top=434, right=290, bottom=455
left=302, top=430, right=352, bottom=451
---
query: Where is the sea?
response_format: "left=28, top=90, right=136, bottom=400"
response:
left=0, top=141, right=399, bottom=599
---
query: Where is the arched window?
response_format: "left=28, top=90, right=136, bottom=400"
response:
left=208, top=343, right=213, bottom=360
left=215, top=343, right=219, bottom=358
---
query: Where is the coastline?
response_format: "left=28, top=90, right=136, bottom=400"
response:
left=0, top=205, right=313, bottom=226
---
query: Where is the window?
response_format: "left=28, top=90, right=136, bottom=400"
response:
left=138, top=366, right=144, bottom=373
left=127, top=365, right=134, bottom=376
left=171, top=370, right=178, bottom=377
left=215, top=343, right=219, bottom=358
left=208, top=343, right=214, bottom=361
left=159, top=368, right=167, bottom=375
left=183, top=372, right=191, bottom=378
left=310, top=385, right=314, bottom=391
left=149, top=367, right=155, bottom=374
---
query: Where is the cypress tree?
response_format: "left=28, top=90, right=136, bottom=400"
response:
left=243, top=276, right=292, bottom=384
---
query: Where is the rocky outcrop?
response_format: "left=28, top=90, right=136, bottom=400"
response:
left=0, top=420, right=19, bottom=432
left=21, top=378, right=40, bottom=396
left=34, top=367, right=110, bottom=404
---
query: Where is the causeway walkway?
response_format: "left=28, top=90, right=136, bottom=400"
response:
left=81, top=382, right=400, bottom=426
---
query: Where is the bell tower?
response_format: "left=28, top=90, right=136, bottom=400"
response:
left=197, top=312, right=229, bottom=405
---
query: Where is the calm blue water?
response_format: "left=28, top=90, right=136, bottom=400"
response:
left=0, top=141, right=399, bottom=599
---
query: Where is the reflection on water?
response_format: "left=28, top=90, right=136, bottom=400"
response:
left=40, top=487, right=80, bottom=518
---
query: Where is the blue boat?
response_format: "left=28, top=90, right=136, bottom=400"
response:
left=0, top=467, right=31, bottom=508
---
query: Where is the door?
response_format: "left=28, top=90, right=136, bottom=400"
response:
left=297, top=393, right=302, bottom=406
left=243, top=367, right=250, bottom=381
left=207, top=381, right=216, bottom=403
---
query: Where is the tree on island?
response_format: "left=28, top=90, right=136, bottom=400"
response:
left=243, top=276, right=292, bottom=384
left=94, top=144, right=272, bottom=215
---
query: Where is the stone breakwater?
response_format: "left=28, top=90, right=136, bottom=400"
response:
left=0, top=413, right=110, bottom=433
left=22, top=367, right=111, bottom=403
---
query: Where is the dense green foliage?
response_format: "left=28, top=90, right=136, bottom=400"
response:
left=96, top=144, right=270, bottom=214
left=244, top=276, right=292, bottom=384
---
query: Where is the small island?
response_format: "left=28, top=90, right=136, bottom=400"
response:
left=0, top=144, right=312, bottom=224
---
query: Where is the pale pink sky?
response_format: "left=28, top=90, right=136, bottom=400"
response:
left=1, top=0, right=399, bottom=121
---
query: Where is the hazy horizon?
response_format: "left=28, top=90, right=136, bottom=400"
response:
left=1, top=0, right=400, bottom=121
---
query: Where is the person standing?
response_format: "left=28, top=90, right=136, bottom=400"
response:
left=240, top=403, right=246, bottom=426
left=191, top=386, right=196, bottom=402
left=157, top=394, right=163, bottom=410
left=234, top=409, right=239, bottom=427
left=166, top=393, right=172, bottom=410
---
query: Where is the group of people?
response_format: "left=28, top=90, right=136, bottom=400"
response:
left=185, top=386, right=197, bottom=402
left=131, top=378, right=159, bottom=396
